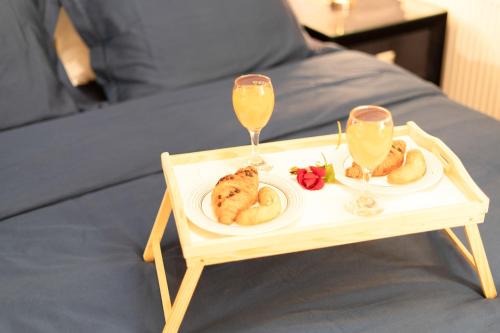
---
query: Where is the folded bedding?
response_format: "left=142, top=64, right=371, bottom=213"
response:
left=1, top=47, right=500, bottom=333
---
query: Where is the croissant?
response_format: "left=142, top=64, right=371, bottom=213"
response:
left=236, top=187, right=282, bottom=226
left=211, top=166, right=259, bottom=225
left=346, top=140, right=407, bottom=178
left=387, top=149, right=426, bottom=184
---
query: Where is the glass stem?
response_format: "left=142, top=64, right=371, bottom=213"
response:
left=249, top=129, right=261, bottom=161
left=358, top=167, right=376, bottom=208
left=361, top=167, right=371, bottom=197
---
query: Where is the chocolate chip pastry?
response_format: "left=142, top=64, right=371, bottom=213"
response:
left=211, top=166, right=259, bottom=225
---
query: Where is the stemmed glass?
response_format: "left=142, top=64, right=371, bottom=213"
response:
left=232, top=74, right=275, bottom=170
left=345, top=105, right=394, bottom=216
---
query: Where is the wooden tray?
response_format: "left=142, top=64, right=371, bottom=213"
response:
left=143, top=122, right=496, bottom=333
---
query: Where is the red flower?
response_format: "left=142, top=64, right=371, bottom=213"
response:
left=290, top=154, right=335, bottom=191
left=296, top=167, right=325, bottom=190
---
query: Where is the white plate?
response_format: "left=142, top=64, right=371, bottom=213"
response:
left=184, top=173, right=304, bottom=236
left=333, top=139, right=444, bottom=195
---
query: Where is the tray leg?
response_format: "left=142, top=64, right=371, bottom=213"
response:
left=153, top=241, right=172, bottom=321
left=144, top=190, right=171, bottom=262
left=464, top=224, right=497, bottom=299
left=442, top=228, right=476, bottom=269
left=163, top=263, right=204, bottom=333
left=144, top=189, right=204, bottom=332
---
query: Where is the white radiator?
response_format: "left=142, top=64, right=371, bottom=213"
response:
left=426, top=0, right=500, bottom=120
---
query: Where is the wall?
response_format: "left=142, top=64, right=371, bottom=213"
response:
left=426, top=0, right=500, bottom=120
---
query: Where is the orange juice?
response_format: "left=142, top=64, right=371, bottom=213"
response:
left=232, top=82, right=274, bottom=131
left=346, top=107, right=393, bottom=170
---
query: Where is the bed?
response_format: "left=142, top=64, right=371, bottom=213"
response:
left=1, top=1, right=499, bottom=332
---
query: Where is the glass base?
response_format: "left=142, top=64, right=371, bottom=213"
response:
left=345, top=194, right=383, bottom=216
left=247, top=155, right=272, bottom=171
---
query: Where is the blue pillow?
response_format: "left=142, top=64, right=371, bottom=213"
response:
left=60, top=0, right=311, bottom=102
left=0, top=0, right=77, bottom=130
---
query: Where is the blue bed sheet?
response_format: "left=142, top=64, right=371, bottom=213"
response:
left=1, top=49, right=499, bottom=333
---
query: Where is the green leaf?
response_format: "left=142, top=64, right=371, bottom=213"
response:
left=324, top=163, right=335, bottom=183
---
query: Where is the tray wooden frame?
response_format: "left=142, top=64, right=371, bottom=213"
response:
left=143, top=122, right=496, bottom=333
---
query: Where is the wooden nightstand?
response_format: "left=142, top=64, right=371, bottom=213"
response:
left=289, top=0, right=447, bottom=86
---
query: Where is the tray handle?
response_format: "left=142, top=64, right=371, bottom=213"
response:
left=406, top=122, right=489, bottom=212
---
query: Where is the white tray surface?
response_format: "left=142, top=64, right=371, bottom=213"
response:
left=173, top=136, right=468, bottom=244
